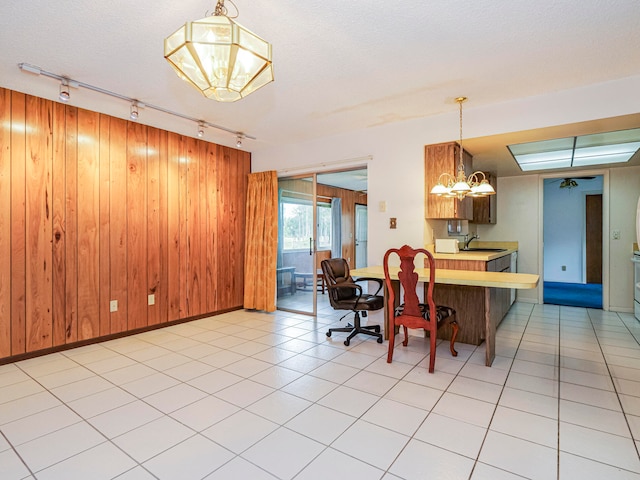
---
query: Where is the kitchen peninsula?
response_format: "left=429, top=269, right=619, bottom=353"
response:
left=351, top=250, right=537, bottom=367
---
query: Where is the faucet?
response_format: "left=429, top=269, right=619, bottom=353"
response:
left=463, top=234, right=479, bottom=250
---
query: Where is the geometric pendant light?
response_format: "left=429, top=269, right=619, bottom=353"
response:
left=164, top=0, right=274, bottom=102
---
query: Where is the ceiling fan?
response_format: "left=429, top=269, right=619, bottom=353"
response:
left=551, top=176, right=597, bottom=189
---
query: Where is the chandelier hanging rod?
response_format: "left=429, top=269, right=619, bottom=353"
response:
left=17, top=62, right=256, bottom=140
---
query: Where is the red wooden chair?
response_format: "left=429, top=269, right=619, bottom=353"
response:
left=383, top=245, right=459, bottom=373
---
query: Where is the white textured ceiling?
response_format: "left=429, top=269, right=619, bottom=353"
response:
left=1, top=0, right=639, bottom=155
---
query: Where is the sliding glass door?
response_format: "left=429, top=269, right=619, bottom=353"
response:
left=276, top=175, right=318, bottom=315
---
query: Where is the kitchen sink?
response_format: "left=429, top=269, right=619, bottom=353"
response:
left=461, top=248, right=507, bottom=252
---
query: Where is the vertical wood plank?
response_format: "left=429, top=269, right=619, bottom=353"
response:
left=216, top=146, right=231, bottom=309
left=167, top=132, right=182, bottom=321
left=205, top=141, right=218, bottom=312
left=98, top=115, right=111, bottom=335
left=76, top=108, right=100, bottom=341
left=25, top=95, right=53, bottom=352
left=0, top=88, right=11, bottom=356
left=186, top=136, right=201, bottom=316
left=158, top=130, right=169, bottom=324
left=178, top=136, right=188, bottom=318
left=109, top=118, right=128, bottom=333
left=147, top=127, right=161, bottom=325
left=11, top=92, right=27, bottom=355
left=236, top=151, right=250, bottom=307
left=228, top=148, right=240, bottom=307
left=64, top=106, right=78, bottom=344
left=51, top=101, right=66, bottom=347
left=127, top=122, right=148, bottom=329
left=198, top=141, right=208, bottom=314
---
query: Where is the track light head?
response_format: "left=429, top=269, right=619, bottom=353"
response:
left=130, top=102, right=139, bottom=120
left=197, top=121, right=205, bottom=138
left=236, top=135, right=243, bottom=148
left=59, top=80, right=70, bottom=102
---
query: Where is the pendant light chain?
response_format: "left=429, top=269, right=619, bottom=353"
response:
left=457, top=96, right=467, bottom=173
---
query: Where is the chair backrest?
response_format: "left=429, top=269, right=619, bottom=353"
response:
left=321, top=258, right=357, bottom=304
left=383, top=245, right=437, bottom=323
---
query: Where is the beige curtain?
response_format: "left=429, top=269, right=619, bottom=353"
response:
left=244, top=171, right=278, bottom=311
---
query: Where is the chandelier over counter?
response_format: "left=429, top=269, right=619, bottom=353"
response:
left=164, top=0, right=273, bottom=102
left=430, top=97, right=496, bottom=200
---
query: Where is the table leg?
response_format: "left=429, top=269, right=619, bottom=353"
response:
left=484, top=287, right=496, bottom=366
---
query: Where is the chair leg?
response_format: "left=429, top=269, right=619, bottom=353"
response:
left=402, top=325, right=409, bottom=347
left=327, top=311, right=382, bottom=346
left=428, top=325, right=437, bottom=373
left=449, top=318, right=459, bottom=357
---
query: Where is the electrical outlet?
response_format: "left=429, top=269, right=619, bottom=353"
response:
left=148, top=294, right=155, bottom=306
left=561, top=265, right=566, bottom=271
left=109, top=300, right=118, bottom=312
left=612, top=229, right=621, bottom=240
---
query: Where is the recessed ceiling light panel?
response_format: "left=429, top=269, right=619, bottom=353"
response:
left=508, top=128, right=640, bottom=172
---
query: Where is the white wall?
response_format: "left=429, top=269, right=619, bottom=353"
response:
left=252, top=75, right=640, bottom=310
left=543, top=177, right=603, bottom=283
left=476, top=175, right=541, bottom=303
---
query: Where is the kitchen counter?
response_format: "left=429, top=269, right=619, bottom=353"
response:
left=428, top=241, right=518, bottom=261
left=351, top=265, right=538, bottom=366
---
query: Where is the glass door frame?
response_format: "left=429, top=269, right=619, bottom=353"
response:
left=276, top=173, right=319, bottom=316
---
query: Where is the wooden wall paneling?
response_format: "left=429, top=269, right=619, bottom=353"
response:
left=64, top=106, right=78, bottom=343
left=51, top=102, right=66, bottom=346
left=178, top=136, right=189, bottom=318
left=156, top=130, right=169, bottom=324
left=126, top=122, right=148, bottom=329
left=98, top=115, right=111, bottom=336
left=24, top=96, right=54, bottom=352
left=216, top=146, right=231, bottom=309
left=76, top=109, right=100, bottom=341
left=0, top=88, right=11, bottom=356
left=166, top=133, right=181, bottom=321
left=186, top=136, right=201, bottom=316
left=146, top=127, right=161, bottom=325
left=205, top=142, right=218, bottom=312
left=10, top=92, right=27, bottom=355
left=108, top=118, right=128, bottom=333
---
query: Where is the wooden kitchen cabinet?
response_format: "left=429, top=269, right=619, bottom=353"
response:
left=425, top=142, right=473, bottom=220
left=472, top=172, right=497, bottom=224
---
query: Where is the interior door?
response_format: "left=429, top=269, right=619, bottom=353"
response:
left=586, top=194, right=603, bottom=283
left=355, top=204, right=368, bottom=269
left=276, top=175, right=317, bottom=315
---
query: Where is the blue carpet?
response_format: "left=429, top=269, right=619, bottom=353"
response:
left=544, top=282, right=602, bottom=309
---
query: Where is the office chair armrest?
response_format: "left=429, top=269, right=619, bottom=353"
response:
left=325, top=282, right=365, bottom=306
left=353, top=277, right=383, bottom=296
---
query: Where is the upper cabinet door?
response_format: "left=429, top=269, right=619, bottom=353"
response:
left=425, top=142, right=473, bottom=220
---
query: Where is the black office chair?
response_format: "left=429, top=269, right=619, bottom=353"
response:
left=321, top=258, right=384, bottom=346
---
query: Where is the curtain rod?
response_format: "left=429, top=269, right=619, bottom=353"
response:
left=277, top=155, right=372, bottom=175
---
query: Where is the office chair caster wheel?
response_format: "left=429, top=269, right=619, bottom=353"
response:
left=377, top=337, right=383, bottom=344
left=344, top=339, right=350, bottom=346
left=326, top=331, right=331, bottom=338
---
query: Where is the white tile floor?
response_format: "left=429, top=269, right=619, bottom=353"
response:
left=2, top=302, right=640, bottom=479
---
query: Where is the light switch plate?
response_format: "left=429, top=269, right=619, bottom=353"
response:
left=148, top=294, right=155, bottom=306
left=109, top=300, right=118, bottom=312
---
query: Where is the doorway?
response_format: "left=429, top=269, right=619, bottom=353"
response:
left=542, top=175, right=604, bottom=308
